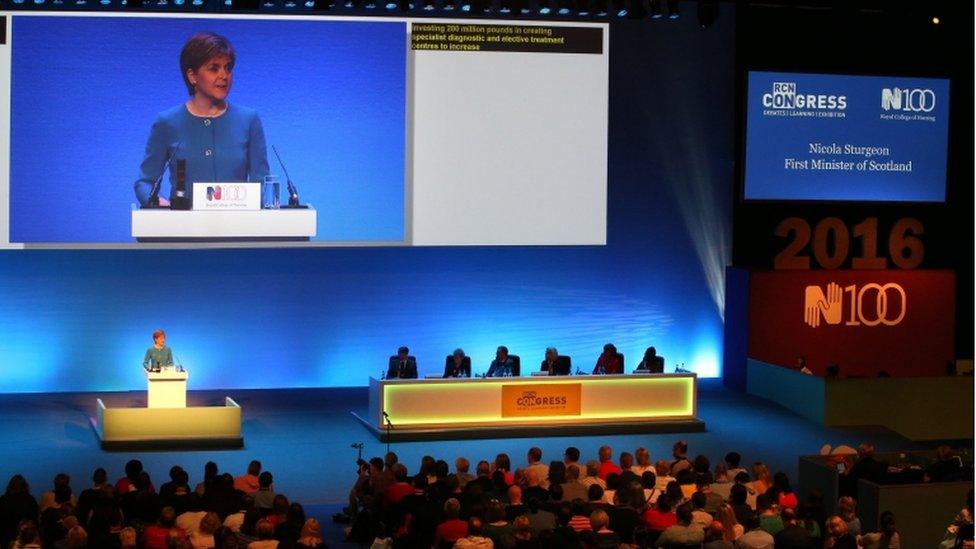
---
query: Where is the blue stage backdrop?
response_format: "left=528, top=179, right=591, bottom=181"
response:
left=8, top=16, right=406, bottom=243
left=0, top=12, right=735, bottom=392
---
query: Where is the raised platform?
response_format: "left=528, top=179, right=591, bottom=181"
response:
left=91, top=396, right=243, bottom=450
left=746, top=359, right=974, bottom=441
left=351, top=411, right=705, bottom=442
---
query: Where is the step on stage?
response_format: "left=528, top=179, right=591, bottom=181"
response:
left=352, top=374, right=706, bottom=442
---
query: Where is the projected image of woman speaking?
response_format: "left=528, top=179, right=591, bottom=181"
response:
left=134, top=32, right=269, bottom=207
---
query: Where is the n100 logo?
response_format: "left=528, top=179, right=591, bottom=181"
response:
left=803, top=282, right=906, bottom=328
left=881, top=88, right=936, bottom=112
left=206, top=185, right=248, bottom=201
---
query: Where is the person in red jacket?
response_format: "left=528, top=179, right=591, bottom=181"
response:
left=593, top=344, right=622, bottom=374
left=143, top=507, right=185, bottom=549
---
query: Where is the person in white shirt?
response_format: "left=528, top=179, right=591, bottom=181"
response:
left=581, top=461, right=607, bottom=490
left=725, top=452, right=748, bottom=481
left=525, top=447, right=550, bottom=489
left=632, top=448, right=653, bottom=476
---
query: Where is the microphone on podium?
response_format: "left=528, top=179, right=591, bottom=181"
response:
left=271, top=145, right=308, bottom=209
left=145, top=142, right=183, bottom=209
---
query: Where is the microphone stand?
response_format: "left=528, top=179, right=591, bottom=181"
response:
left=145, top=142, right=182, bottom=209
left=382, top=411, right=393, bottom=455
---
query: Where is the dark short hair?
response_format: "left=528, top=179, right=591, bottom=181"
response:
left=258, top=472, right=273, bottom=488
left=725, top=452, right=741, bottom=467
left=397, top=346, right=409, bottom=354
left=529, top=447, right=543, bottom=462
left=691, top=491, right=707, bottom=509
left=497, top=346, right=509, bottom=354
left=588, top=484, right=604, bottom=501
left=180, top=32, right=236, bottom=96
left=676, top=503, right=694, bottom=524
left=564, top=447, right=580, bottom=461
left=603, top=343, right=616, bottom=352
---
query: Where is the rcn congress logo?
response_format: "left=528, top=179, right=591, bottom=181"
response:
left=761, top=82, right=847, bottom=118
left=803, top=282, right=906, bottom=328
left=206, top=184, right=248, bottom=202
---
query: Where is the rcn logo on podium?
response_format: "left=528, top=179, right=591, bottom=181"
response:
left=803, top=282, right=907, bottom=328
left=206, top=185, right=248, bottom=201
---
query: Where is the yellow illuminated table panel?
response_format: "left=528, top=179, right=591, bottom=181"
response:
left=368, top=374, right=696, bottom=431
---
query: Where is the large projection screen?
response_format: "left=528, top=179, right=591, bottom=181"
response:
left=0, top=14, right=608, bottom=248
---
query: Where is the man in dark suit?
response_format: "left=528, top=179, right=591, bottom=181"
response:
left=540, top=347, right=571, bottom=376
left=387, top=346, right=418, bottom=379
left=486, top=346, right=516, bottom=377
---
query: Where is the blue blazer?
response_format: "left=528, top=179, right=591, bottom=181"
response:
left=134, top=103, right=269, bottom=206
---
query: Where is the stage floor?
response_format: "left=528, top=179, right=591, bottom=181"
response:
left=0, top=380, right=920, bottom=509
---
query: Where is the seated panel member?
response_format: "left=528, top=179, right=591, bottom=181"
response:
left=486, top=346, right=516, bottom=377
left=637, top=346, right=664, bottom=373
left=444, top=348, right=471, bottom=378
left=143, top=329, right=175, bottom=370
left=540, top=347, right=571, bottom=376
left=593, top=343, right=623, bottom=375
left=387, top=346, right=418, bottom=379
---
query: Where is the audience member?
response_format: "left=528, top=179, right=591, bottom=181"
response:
left=716, top=503, right=743, bottom=541
left=824, top=515, right=857, bottom=549
left=837, top=496, right=860, bottom=536
left=773, top=507, right=814, bottom=549
left=434, top=498, right=467, bottom=548
left=248, top=519, right=278, bottom=549
left=587, top=508, right=619, bottom=549
left=39, top=474, right=76, bottom=514
left=189, top=512, right=220, bottom=549
left=657, top=503, right=706, bottom=547
left=633, top=448, right=653, bottom=476
left=567, top=501, right=592, bottom=533
left=195, top=462, right=219, bottom=498
left=735, top=521, right=775, bottom=549
left=855, top=509, right=898, bottom=548
left=144, top=507, right=185, bottom=549
left=670, top=441, right=692, bottom=476
left=697, top=472, right=724, bottom=513
left=454, top=516, right=493, bottom=549
left=690, top=492, right=714, bottom=529
left=729, top=484, right=756, bottom=530
left=492, top=454, right=515, bottom=486
left=455, top=458, right=475, bottom=488
left=756, top=494, right=783, bottom=535
left=597, top=446, right=621, bottom=481
left=751, top=463, right=772, bottom=495
left=703, top=520, right=734, bottom=549
left=725, top=452, right=747, bottom=481
left=581, top=461, right=606, bottom=491
left=770, top=472, right=798, bottom=510
left=928, top=445, right=965, bottom=483
left=561, top=465, right=588, bottom=503
left=253, top=472, right=276, bottom=511
left=654, top=460, right=677, bottom=492
left=642, top=494, right=677, bottom=534
left=563, top=447, right=581, bottom=468
left=525, top=448, right=549, bottom=489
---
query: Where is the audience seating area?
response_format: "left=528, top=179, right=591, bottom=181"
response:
left=3, top=440, right=967, bottom=549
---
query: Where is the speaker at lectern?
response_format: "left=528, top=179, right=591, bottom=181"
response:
left=145, top=367, right=188, bottom=408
